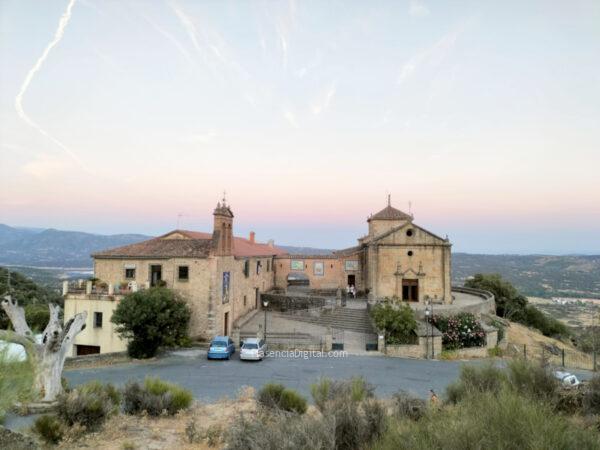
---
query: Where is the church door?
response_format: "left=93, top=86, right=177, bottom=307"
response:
left=402, top=279, right=419, bottom=302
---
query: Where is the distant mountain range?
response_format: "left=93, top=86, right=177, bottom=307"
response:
left=0, top=224, right=598, bottom=299
left=0, top=224, right=149, bottom=267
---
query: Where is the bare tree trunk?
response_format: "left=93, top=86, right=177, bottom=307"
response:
left=1, top=295, right=87, bottom=402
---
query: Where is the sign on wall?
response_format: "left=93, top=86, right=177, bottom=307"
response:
left=345, top=260, right=359, bottom=272
left=222, top=271, right=230, bottom=303
left=291, top=260, right=304, bottom=271
left=314, top=261, right=324, bottom=276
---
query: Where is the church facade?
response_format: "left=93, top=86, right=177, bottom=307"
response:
left=64, top=197, right=452, bottom=355
left=275, top=197, right=452, bottom=303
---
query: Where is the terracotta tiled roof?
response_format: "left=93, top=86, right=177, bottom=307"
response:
left=92, top=236, right=212, bottom=258
left=368, top=205, right=413, bottom=221
left=93, top=229, right=287, bottom=259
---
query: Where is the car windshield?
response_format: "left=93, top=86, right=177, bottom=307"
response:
left=212, top=341, right=227, bottom=348
left=243, top=343, right=258, bottom=349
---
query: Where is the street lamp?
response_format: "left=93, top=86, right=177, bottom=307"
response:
left=425, top=301, right=432, bottom=359
left=262, top=298, right=269, bottom=343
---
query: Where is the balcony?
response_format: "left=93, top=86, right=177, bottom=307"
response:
left=63, top=280, right=148, bottom=301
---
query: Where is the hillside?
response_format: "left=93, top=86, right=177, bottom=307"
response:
left=0, top=224, right=149, bottom=267
left=452, top=253, right=600, bottom=299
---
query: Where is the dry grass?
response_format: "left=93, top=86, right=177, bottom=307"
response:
left=505, top=320, right=595, bottom=369
left=55, top=386, right=257, bottom=450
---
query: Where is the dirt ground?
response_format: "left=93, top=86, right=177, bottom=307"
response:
left=55, top=387, right=258, bottom=450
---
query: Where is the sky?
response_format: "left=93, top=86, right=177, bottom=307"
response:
left=0, top=0, right=599, bottom=254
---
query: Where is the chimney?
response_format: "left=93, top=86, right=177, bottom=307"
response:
left=267, top=239, right=274, bottom=248
left=249, top=231, right=255, bottom=244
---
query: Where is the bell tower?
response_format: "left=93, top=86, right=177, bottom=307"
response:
left=212, top=194, right=234, bottom=256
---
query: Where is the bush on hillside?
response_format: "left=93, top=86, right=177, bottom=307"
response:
left=445, top=364, right=506, bottom=404
left=432, top=313, right=486, bottom=350
left=257, top=383, right=307, bottom=414
left=110, top=287, right=191, bottom=358
left=583, top=375, right=600, bottom=416
left=371, top=303, right=418, bottom=345
left=392, top=390, right=427, bottom=421
left=310, top=377, right=386, bottom=450
left=33, top=415, right=65, bottom=445
left=311, top=377, right=375, bottom=412
left=56, top=381, right=121, bottom=430
left=226, top=411, right=336, bottom=450
left=374, top=389, right=600, bottom=450
left=506, top=359, right=559, bottom=402
left=465, top=273, right=569, bottom=339
left=122, top=377, right=192, bottom=416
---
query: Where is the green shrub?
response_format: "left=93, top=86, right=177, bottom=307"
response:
left=56, top=381, right=121, bottom=430
left=111, top=287, right=191, bottom=358
left=465, top=274, right=569, bottom=339
left=583, top=375, right=600, bottom=415
left=392, top=390, right=427, bottom=421
left=506, top=359, right=558, bottom=402
left=257, top=383, right=307, bottom=414
left=374, top=389, right=600, bottom=450
left=122, top=377, right=192, bottom=416
left=310, top=377, right=374, bottom=412
left=522, top=305, right=569, bottom=339
left=445, top=364, right=506, bottom=404
left=310, top=377, right=384, bottom=450
left=371, top=303, right=417, bottom=345
left=33, top=415, right=65, bottom=445
left=24, top=304, right=50, bottom=332
left=490, top=318, right=505, bottom=342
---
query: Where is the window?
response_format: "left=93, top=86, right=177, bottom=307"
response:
left=406, top=229, right=414, bottom=237
left=267, top=260, right=271, bottom=272
left=178, top=266, right=189, bottom=280
left=244, top=260, right=250, bottom=278
left=94, top=312, right=103, bottom=328
left=256, top=260, right=262, bottom=275
left=408, top=251, right=414, bottom=257
left=125, top=268, right=136, bottom=279
left=243, top=295, right=247, bottom=307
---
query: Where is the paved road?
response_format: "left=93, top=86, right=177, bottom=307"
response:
left=67, top=350, right=481, bottom=401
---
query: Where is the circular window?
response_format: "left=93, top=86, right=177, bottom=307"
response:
left=408, top=251, right=414, bottom=256
left=406, top=229, right=414, bottom=237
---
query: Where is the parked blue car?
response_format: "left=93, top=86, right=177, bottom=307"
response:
left=207, top=336, right=235, bottom=360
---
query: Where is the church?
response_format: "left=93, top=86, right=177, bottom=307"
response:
left=64, top=197, right=452, bottom=355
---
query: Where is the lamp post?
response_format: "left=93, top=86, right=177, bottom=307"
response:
left=425, top=301, right=432, bottom=359
left=262, top=298, right=269, bottom=343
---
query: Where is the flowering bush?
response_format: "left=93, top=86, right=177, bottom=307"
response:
left=432, top=313, right=486, bottom=350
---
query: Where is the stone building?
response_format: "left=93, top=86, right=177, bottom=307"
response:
left=275, top=196, right=452, bottom=303
left=64, top=197, right=452, bottom=355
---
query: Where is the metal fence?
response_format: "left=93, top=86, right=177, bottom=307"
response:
left=515, top=343, right=597, bottom=372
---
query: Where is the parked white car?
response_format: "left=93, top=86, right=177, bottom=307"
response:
left=554, top=370, right=581, bottom=387
left=240, top=338, right=267, bottom=361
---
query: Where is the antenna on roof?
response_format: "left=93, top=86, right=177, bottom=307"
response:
left=387, top=194, right=391, bottom=206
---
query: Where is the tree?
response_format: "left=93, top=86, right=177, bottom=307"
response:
left=0, top=267, right=61, bottom=330
left=465, top=273, right=527, bottom=320
left=0, top=295, right=87, bottom=402
left=370, top=303, right=417, bottom=344
left=110, top=287, right=191, bottom=359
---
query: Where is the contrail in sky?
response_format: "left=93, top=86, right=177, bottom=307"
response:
left=14, top=0, right=82, bottom=165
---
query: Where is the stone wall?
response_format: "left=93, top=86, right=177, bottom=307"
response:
left=260, top=292, right=327, bottom=311
left=274, top=254, right=364, bottom=291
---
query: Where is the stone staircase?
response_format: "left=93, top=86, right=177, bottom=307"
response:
left=274, top=307, right=376, bottom=334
